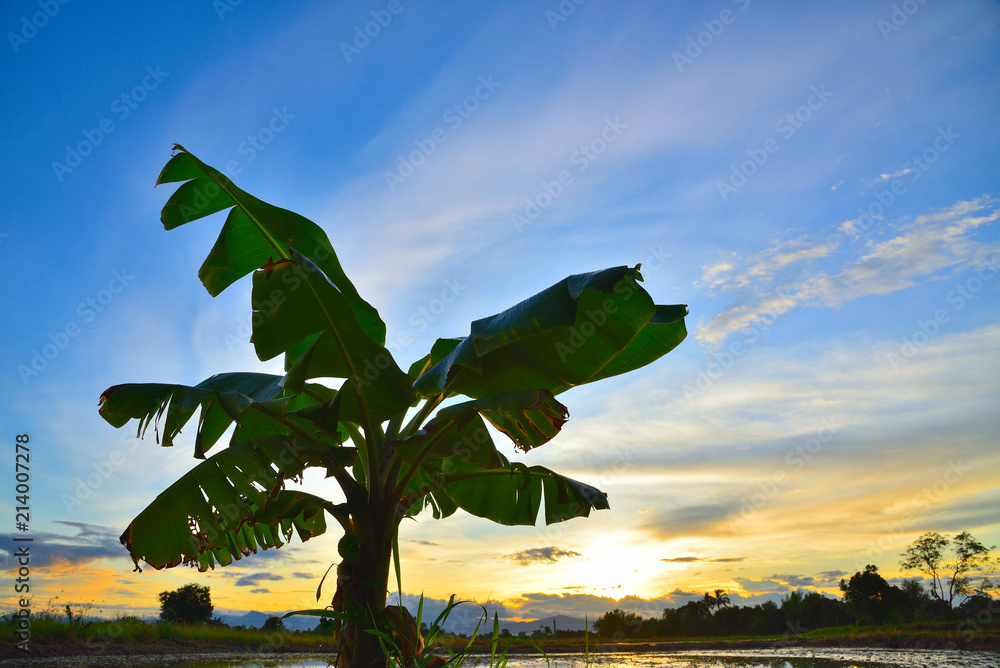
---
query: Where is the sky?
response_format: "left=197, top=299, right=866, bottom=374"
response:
left=1, top=0, right=999, bottom=630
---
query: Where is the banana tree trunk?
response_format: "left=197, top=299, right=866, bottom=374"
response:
left=335, top=506, right=394, bottom=668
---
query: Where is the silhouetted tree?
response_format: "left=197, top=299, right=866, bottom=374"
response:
left=712, top=589, right=731, bottom=610
left=594, top=608, right=644, bottom=638
left=663, top=599, right=711, bottom=636
left=899, top=531, right=997, bottom=609
left=263, top=616, right=285, bottom=632
left=746, top=600, right=784, bottom=635
left=839, top=565, right=909, bottom=625
left=158, top=583, right=213, bottom=624
left=313, top=616, right=338, bottom=634
left=782, top=590, right=849, bottom=632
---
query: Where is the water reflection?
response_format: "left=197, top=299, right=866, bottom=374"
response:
left=163, top=648, right=998, bottom=668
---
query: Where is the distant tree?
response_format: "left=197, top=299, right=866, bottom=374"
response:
left=158, top=583, right=213, bottom=624
left=900, top=531, right=998, bottom=608
left=712, top=589, right=731, bottom=610
left=958, top=593, right=999, bottom=618
left=313, top=616, right=337, bottom=634
left=748, top=600, right=784, bottom=635
left=840, top=565, right=905, bottom=625
left=594, top=609, right=644, bottom=638
left=263, top=616, right=285, bottom=632
left=781, top=590, right=849, bottom=632
left=667, top=600, right=711, bottom=636
left=711, top=604, right=754, bottom=637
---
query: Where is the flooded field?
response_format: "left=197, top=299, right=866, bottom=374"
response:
left=39, top=647, right=988, bottom=668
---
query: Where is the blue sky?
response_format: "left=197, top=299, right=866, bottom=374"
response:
left=2, top=1, right=998, bottom=626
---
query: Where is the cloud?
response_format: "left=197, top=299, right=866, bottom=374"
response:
left=732, top=572, right=848, bottom=595
left=767, top=573, right=816, bottom=587
left=661, top=556, right=747, bottom=563
left=874, top=168, right=914, bottom=183
left=701, top=237, right=840, bottom=291
left=250, top=588, right=271, bottom=594
left=0, top=522, right=124, bottom=568
left=732, top=576, right=794, bottom=594
left=235, top=572, right=285, bottom=587
left=639, top=502, right=739, bottom=538
left=504, top=547, right=582, bottom=566
left=291, top=572, right=313, bottom=579
left=700, top=259, right=737, bottom=288
left=698, top=196, right=1000, bottom=344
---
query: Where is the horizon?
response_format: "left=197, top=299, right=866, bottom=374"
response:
left=2, top=1, right=998, bottom=634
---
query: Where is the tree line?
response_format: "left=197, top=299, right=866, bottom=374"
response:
left=594, top=531, right=998, bottom=638
left=153, top=531, right=995, bottom=638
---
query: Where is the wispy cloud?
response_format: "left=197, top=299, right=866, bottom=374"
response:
left=235, top=572, right=285, bottom=587
left=504, top=547, right=583, bottom=566
left=874, top=168, right=914, bottom=183
left=0, top=522, right=123, bottom=568
left=698, top=196, right=1000, bottom=344
left=661, top=556, right=747, bottom=563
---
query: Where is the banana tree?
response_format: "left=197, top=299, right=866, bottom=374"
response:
left=98, top=146, right=687, bottom=668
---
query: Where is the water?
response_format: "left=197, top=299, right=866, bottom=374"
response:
left=146, top=648, right=997, bottom=668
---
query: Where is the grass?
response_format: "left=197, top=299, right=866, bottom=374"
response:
left=1, top=611, right=334, bottom=654
left=4, top=608, right=997, bottom=663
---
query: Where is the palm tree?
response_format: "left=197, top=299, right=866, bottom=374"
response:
left=713, top=589, right=731, bottom=609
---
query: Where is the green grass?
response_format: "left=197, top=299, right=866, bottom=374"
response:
left=4, top=611, right=997, bottom=661
left=1, top=612, right=333, bottom=651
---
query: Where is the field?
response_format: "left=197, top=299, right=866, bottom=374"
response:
left=3, top=613, right=997, bottom=666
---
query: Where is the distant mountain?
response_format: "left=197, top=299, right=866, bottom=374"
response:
left=216, top=609, right=589, bottom=635
left=217, top=609, right=318, bottom=631
left=497, top=615, right=588, bottom=635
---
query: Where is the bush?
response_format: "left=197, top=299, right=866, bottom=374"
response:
left=158, top=584, right=213, bottom=624
left=263, top=616, right=285, bottom=632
